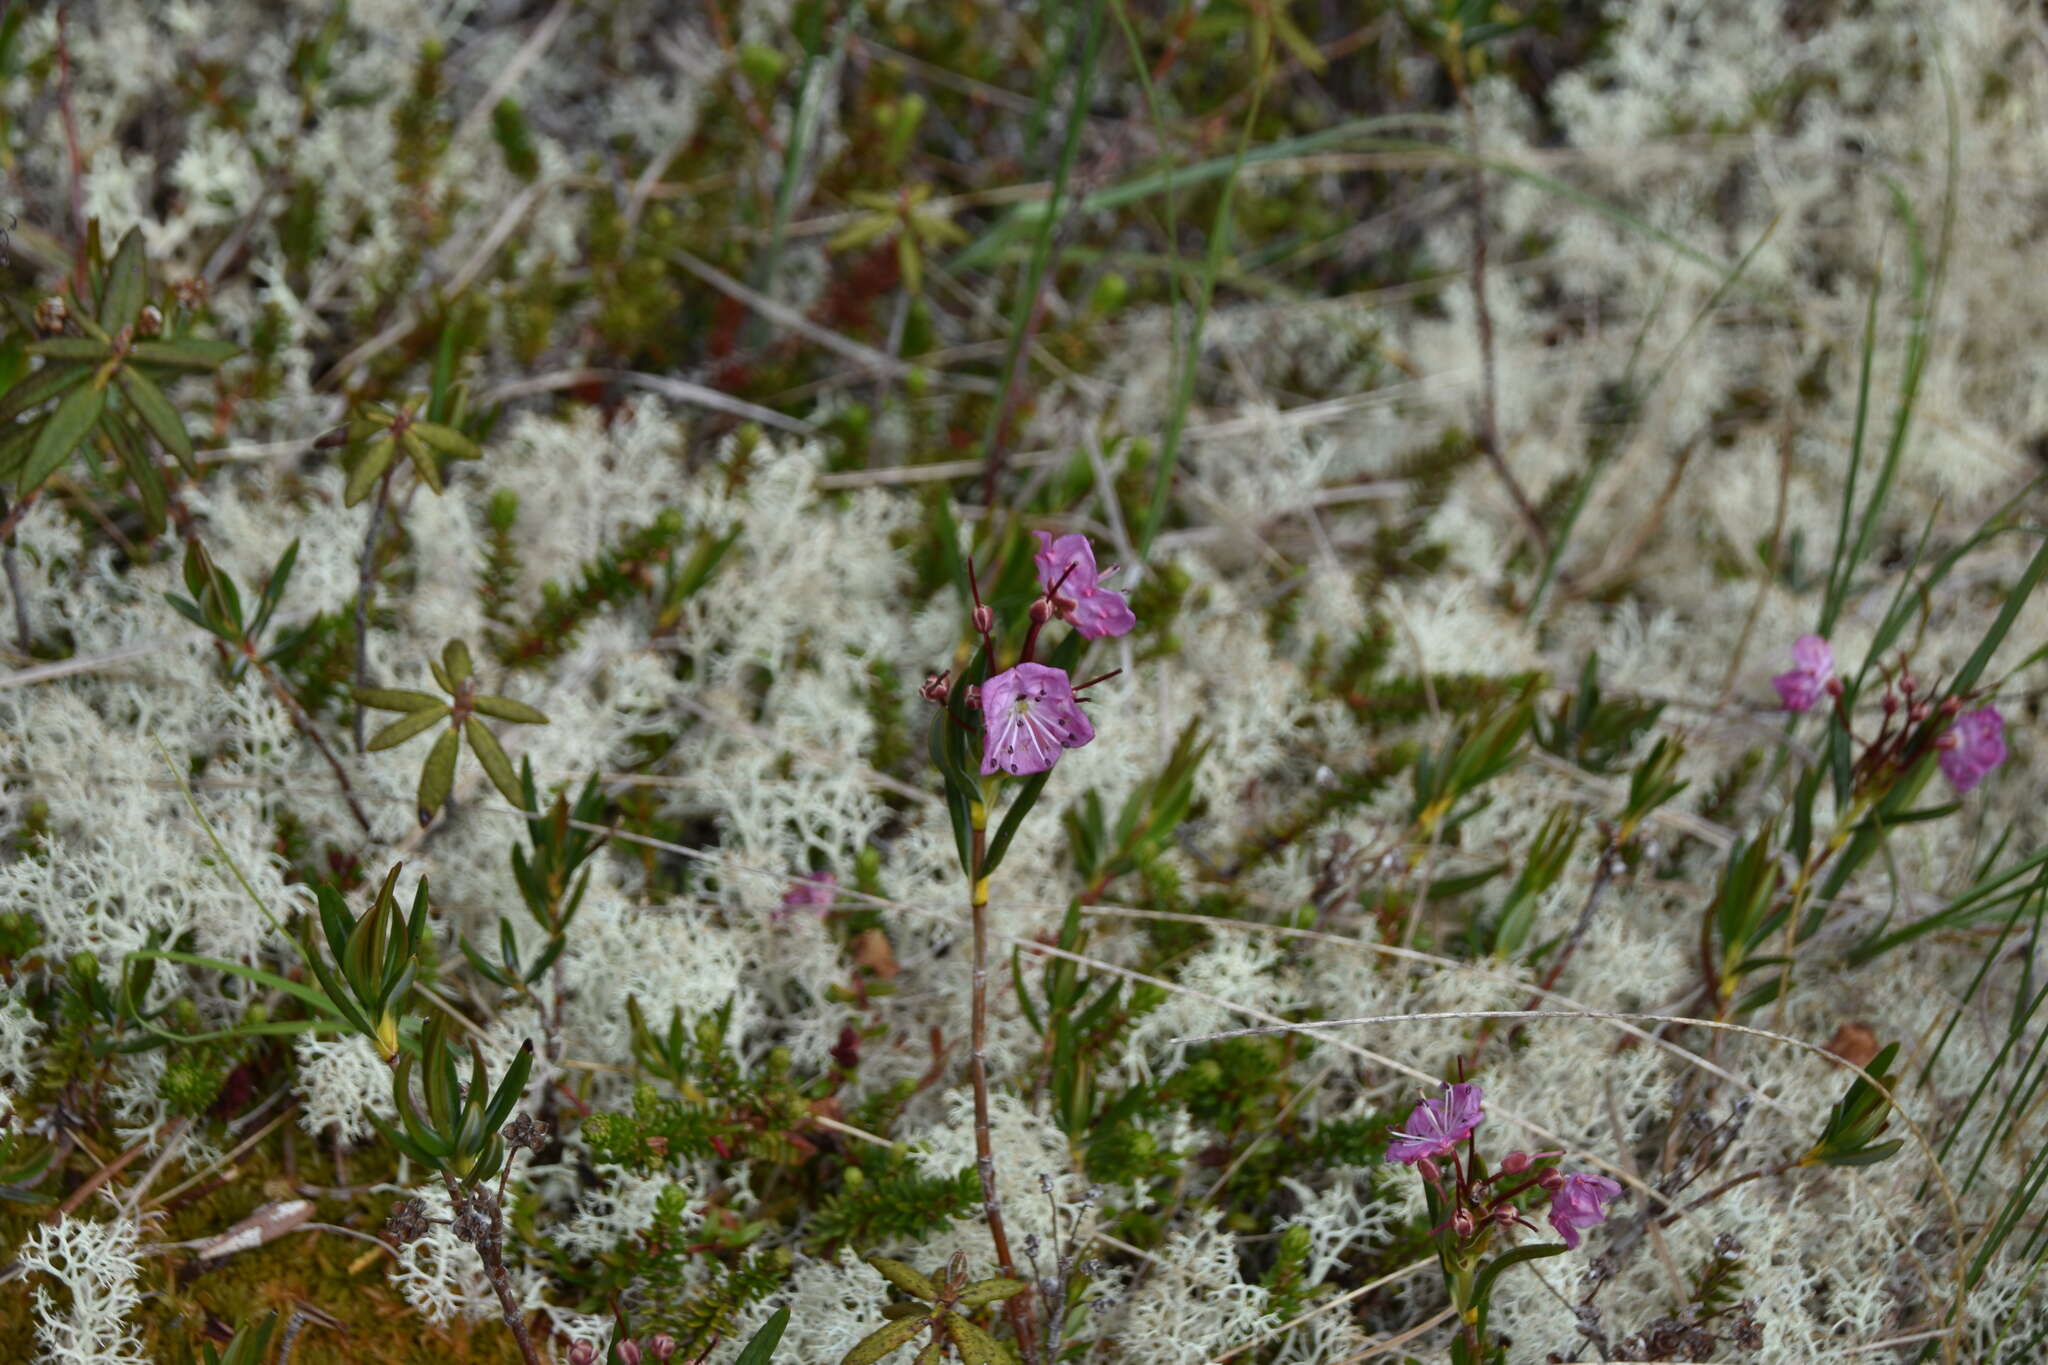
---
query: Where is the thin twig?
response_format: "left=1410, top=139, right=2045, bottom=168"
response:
left=967, top=803, right=1041, bottom=1363
left=0, top=493, right=30, bottom=652
left=54, top=5, right=87, bottom=264
left=353, top=466, right=395, bottom=753
left=254, top=656, right=375, bottom=834
left=1456, top=83, right=1547, bottom=556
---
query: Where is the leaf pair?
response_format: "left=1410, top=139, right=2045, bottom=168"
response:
left=368, top=1014, right=535, bottom=1186
left=302, top=863, right=430, bottom=1061
left=1802, top=1041, right=1906, bottom=1168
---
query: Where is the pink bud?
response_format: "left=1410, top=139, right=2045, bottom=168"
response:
left=569, top=1345, right=598, bottom=1365
left=1416, top=1155, right=1441, bottom=1184
left=1537, top=1168, right=1565, bottom=1191
left=972, top=604, right=994, bottom=635
left=1451, top=1207, right=1477, bottom=1238
left=1028, top=596, right=1056, bottom=625
left=1498, top=1150, right=1532, bottom=1174
left=647, top=1335, right=678, bottom=1362
left=618, top=1341, right=643, bottom=1365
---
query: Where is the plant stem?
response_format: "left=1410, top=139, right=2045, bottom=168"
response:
left=1655, top=1159, right=1798, bottom=1228
left=354, top=466, right=395, bottom=753
left=0, top=493, right=30, bottom=654
left=255, top=656, right=375, bottom=835
left=441, top=1175, right=542, bottom=1365
left=968, top=794, right=1039, bottom=1363
left=1455, top=82, right=1547, bottom=558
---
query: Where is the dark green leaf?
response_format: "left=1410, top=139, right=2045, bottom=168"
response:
left=116, top=366, right=195, bottom=473
left=18, top=379, right=106, bottom=494
left=100, top=227, right=147, bottom=331
left=344, top=436, right=397, bottom=507
left=464, top=715, right=525, bottom=808
left=356, top=687, right=446, bottom=712
left=417, top=726, right=460, bottom=821
left=470, top=694, right=548, bottom=725
left=129, top=337, right=240, bottom=370
left=411, top=421, right=480, bottom=460
left=24, top=338, right=111, bottom=361
left=735, top=1307, right=791, bottom=1365
left=0, top=361, right=90, bottom=423
left=368, top=705, right=451, bottom=751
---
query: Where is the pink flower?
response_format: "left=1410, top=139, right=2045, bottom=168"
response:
left=1547, top=1172, right=1622, bottom=1249
left=1385, top=1081, right=1485, bottom=1164
left=1772, top=635, right=1835, bottom=713
left=980, top=663, right=1096, bottom=776
left=778, top=871, right=837, bottom=918
left=1939, top=706, right=2007, bottom=793
left=1033, top=531, right=1136, bottom=640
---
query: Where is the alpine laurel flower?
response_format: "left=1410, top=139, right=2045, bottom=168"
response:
left=1032, top=531, right=1136, bottom=640
left=1385, top=1081, right=1485, bottom=1164
left=1938, top=706, right=2007, bottom=793
left=1546, top=1171, right=1623, bottom=1249
left=979, top=662, right=1096, bottom=776
left=1772, top=635, right=1836, bottom=713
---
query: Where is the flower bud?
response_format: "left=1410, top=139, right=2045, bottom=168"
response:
left=1881, top=691, right=1898, bottom=715
left=647, top=1335, right=678, bottom=1362
left=971, top=604, right=995, bottom=636
left=34, top=296, right=67, bottom=333
left=1451, top=1207, right=1477, bottom=1238
left=1498, top=1150, right=1532, bottom=1175
left=1537, top=1168, right=1566, bottom=1191
left=1899, top=674, right=1917, bottom=696
left=1415, top=1155, right=1441, bottom=1184
left=1028, top=597, right=1056, bottom=625
left=617, top=1341, right=643, bottom=1365
left=919, top=670, right=951, bottom=705
left=568, top=1344, right=598, bottom=1365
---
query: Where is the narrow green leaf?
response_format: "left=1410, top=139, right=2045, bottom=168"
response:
left=417, top=726, right=460, bottom=821
left=938, top=1313, right=1004, bottom=1365
left=355, top=687, right=445, bottom=713
left=411, top=421, right=480, bottom=460
left=443, top=639, right=473, bottom=685
left=0, top=361, right=90, bottom=423
left=18, top=380, right=106, bottom=494
left=100, top=227, right=147, bottom=330
left=116, top=365, right=195, bottom=473
left=344, top=436, right=397, bottom=507
left=368, top=704, right=452, bottom=751
left=840, top=1315, right=927, bottom=1365
left=129, top=949, right=347, bottom=1020
left=24, top=338, right=111, bottom=361
left=956, top=1276, right=1029, bottom=1306
left=983, top=768, right=1052, bottom=875
left=470, top=694, right=548, bottom=725
left=866, top=1256, right=941, bottom=1301
left=464, top=715, right=525, bottom=808
left=102, top=408, right=166, bottom=536
left=401, top=429, right=443, bottom=493
left=129, top=337, right=240, bottom=370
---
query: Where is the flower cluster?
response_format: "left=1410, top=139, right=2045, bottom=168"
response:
left=1770, top=637, right=2008, bottom=794
left=928, top=531, right=1133, bottom=778
left=1385, top=1081, right=1621, bottom=1250
left=568, top=1333, right=683, bottom=1364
